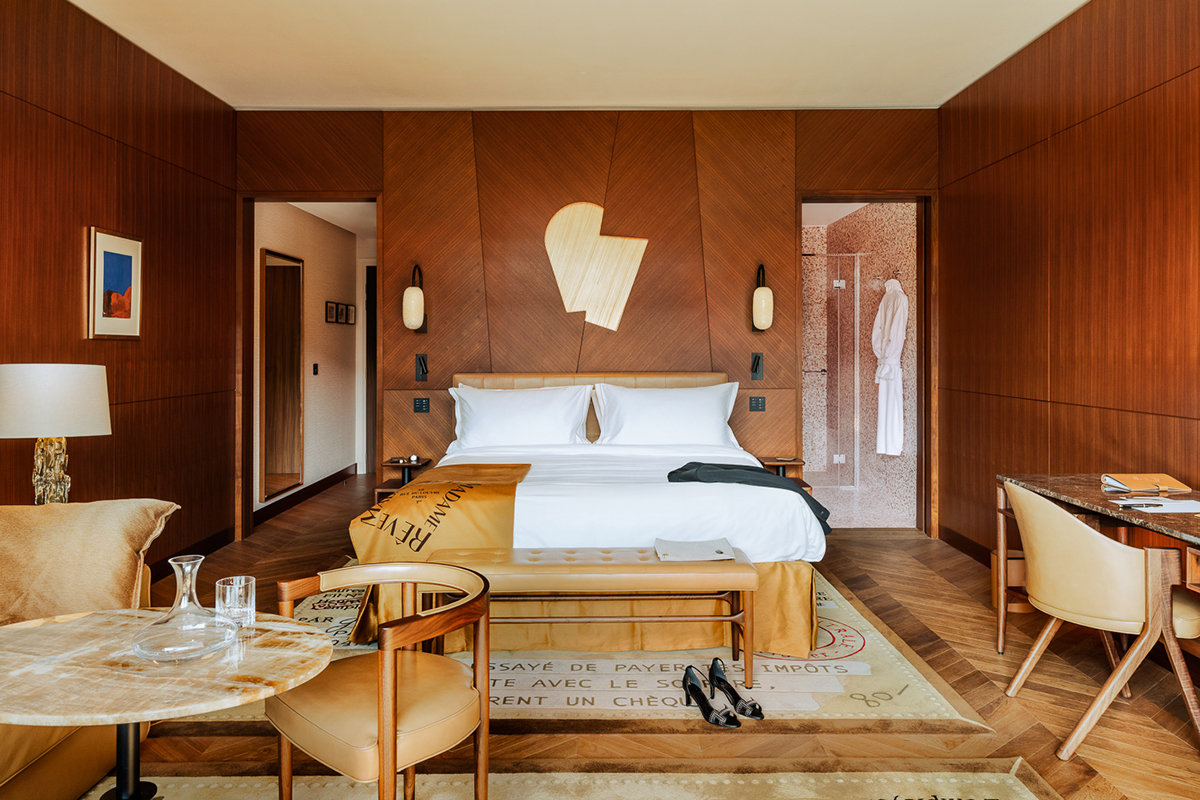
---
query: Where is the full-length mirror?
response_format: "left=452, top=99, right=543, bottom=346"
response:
left=260, top=249, right=303, bottom=500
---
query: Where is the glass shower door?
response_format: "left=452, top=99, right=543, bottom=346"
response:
left=801, top=253, right=858, bottom=489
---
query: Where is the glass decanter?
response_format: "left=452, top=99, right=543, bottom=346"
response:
left=133, top=554, right=236, bottom=664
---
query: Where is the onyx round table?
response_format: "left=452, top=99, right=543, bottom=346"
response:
left=0, top=608, right=332, bottom=800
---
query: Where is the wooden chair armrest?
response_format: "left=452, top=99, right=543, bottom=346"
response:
left=379, top=589, right=489, bottom=651
left=276, top=575, right=325, bottom=617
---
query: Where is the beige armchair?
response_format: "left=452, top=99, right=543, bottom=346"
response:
left=1003, top=482, right=1200, bottom=759
left=266, top=562, right=490, bottom=800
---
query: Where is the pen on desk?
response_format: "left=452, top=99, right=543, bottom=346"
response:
left=1125, top=503, right=1163, bottom=509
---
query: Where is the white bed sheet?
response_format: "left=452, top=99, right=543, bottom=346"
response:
left=437, top=444, right=825, bottom=563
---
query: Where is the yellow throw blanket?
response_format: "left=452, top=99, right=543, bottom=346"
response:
left=349, top=464, right=530, bottom=640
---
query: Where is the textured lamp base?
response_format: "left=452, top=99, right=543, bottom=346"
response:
left=33, top=436, right=70, bottom=505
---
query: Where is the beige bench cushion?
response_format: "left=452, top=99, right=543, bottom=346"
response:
left=429, top=547, right=759, bottom=593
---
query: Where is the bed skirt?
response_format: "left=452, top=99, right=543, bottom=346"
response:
left=441, top=560, right=818, bottom=658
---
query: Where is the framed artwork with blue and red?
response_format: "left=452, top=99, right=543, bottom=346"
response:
left=88, top=228, right=142, bottom=339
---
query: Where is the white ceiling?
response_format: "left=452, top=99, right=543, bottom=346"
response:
left=70, top=0, right=1088, bottom=110
left=801, top=203, right=868, bottom=228
left=289, top=202, right=377, bottom=239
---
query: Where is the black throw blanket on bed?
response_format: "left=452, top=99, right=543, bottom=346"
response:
left=667, top=462, right=832, bottom=537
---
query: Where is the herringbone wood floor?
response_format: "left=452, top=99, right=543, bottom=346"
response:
left=144, top=476, right=1200, bottom=799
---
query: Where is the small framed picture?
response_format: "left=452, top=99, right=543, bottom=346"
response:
left=336, top=303, right=347, bottom=323
left=88, top=228, right=143, bottom=339
left=325, top=301, right=337, bottom=323
left=346, top=304, right=356, bottom=325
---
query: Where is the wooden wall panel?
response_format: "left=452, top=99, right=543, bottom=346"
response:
left=938, top=390, right=1049, bottom=551
left=796, top=110, right=938, bottom=192
left=473, top=111, right=619, bottom=373
left=0, top=1, right=237, bottom=558
left=729, top=389, right=795, bottom=457
left=938, top=143, right=1047, bottom=400
left=1046, top=0, right=1200, bottom=141
left=0, top=0, right=234, bottom=189
left=693, top=110, right=797, bottom=391
left=0, top=94, right=234, bottom=405
left=937, top=0, right=1200, bottom=560
left=382, top=112, right=490, bottom=391
left=237, top=111, right=384, bottom=193
left=382, top=391, right=457, bottom=465
left=1050, top=405, right=1200, bottom=490
left=938, top=32, right=1054, bottom=186
left=1048, top=71, right=1200, bottom=417
left=115, top=393, right=235, bottom=563
left=578, top=111, right=711, bottom=372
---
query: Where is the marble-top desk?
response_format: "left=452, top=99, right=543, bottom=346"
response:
left=995, top=474, right=1200, bottom=654
left=0, top=609, right=331, bottom=800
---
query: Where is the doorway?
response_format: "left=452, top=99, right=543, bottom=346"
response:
left=800, top=201, right=923, bottom=528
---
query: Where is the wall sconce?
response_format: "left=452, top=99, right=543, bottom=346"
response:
left=403, top=264, right=427, bottom=333
left=0, top=363, right=112, bottom=504
left=752, top=264, right=773, bottom=331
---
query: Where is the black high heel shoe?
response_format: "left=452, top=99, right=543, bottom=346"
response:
left=683, top=665, right=739, bottom=728
left=709, top=657, right=764, bottom=720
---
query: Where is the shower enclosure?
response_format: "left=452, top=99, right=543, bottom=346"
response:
left=800, top=252, right=865, bottom=490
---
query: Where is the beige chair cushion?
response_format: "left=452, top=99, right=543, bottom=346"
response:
left=1171, top=587, right=1200, bottom=640
left=0, top=500, right=179, bottom=625
left=265, top=651, right=480, bottom=782
left=429, top=547, right=759, bottom=593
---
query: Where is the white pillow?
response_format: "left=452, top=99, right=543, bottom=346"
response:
left=447, top=384, right=592, bottom=449
left=593, top=383, right=740, bottom=447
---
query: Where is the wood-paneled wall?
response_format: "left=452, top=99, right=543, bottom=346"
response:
left=937, top=0, right=1200, bottom=553
left=374, top=109, right=935, bottom=464
left=0, top=0, right=236, bottom=562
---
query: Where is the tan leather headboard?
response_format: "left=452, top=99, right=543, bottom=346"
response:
left=452, top=372, right=728, bottom=442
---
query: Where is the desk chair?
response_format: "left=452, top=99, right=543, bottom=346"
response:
left=1003, top=482, right=1200, bottom=759
left=265, top=563, right=490, bottom=800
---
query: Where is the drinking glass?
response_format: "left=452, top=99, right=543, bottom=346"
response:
left=215, top=575, right=256, bottom=628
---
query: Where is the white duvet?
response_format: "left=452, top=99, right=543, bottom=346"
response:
left=437, top=444, right=826, bottom=563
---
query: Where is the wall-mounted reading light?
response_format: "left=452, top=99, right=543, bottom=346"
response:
left=752, top=264, right=773, bottom=331
left=403, top=264, right=427, bottom=333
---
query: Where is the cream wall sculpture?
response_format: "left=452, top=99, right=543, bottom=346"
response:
left=544, top=202, right=648, bottom=331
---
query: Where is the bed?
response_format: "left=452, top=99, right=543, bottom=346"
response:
left=354, top=372, right=823, bottom=657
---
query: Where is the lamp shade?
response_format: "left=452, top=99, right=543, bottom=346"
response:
left=0, top=363, right=112, bottom=438
left=752, top=286, right=774, bottom=330
left=403, top=285, right=425, bottom=330
left=753, top=264, right=773, bottom=331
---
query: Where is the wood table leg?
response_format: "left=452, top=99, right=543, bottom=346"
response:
left=743, top=590, right=754, bottom=689
left=996, top=484, right=1009, bottom=654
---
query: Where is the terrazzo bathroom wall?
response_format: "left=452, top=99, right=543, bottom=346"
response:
left=800, top=226, right=828, bottom=473
left=801, top=203, right=918, bottom=528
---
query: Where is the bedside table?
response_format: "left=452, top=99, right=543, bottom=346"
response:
left=757, top=457, right=806, bottom=477
left=756, top=457, right=813, bottom=496
left=376, top=457, right=432, bottom=503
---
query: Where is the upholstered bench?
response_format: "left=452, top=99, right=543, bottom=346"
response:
left=427, top=546, right=760, bottom=686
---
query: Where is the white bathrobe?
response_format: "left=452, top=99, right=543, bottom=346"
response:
left=872, top=279, right=908, bottom=456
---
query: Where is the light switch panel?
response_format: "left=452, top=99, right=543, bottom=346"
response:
left=749, top=396, right=766, bottom=412
left=413, top=397, right=430, bottom=413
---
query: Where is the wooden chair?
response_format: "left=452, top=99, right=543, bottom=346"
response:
left=1003, top=482, right=1200, bottom=759
left=265, top=563, right=490, bottom=800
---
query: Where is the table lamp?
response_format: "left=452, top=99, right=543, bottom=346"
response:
left=0, top=363, right=112, bottom=504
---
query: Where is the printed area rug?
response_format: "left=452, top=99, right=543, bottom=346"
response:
left=451, top=570, right=986, bottom=734
left=85, top=761, right=1061, bottom=800
left=175, top=571, right=986, bottom=734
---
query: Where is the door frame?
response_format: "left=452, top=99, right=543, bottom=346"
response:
left=234, top=191, right=382, bottom=540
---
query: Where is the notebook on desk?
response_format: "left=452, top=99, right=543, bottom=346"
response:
left=1101, top=473, right=1191, bottom=494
